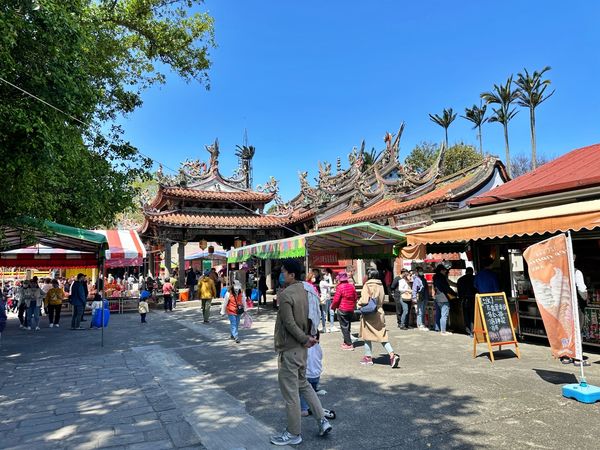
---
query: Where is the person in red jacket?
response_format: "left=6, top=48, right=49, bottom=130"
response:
left=331, top=272, right=358, bottom=350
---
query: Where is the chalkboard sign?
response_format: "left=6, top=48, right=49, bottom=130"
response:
left=479, top=294, right=513, bottom=343
left=473, top=292, right=520, bottom=362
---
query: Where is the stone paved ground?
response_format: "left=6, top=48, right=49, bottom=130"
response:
left=1, top=299, right=600, bottom=449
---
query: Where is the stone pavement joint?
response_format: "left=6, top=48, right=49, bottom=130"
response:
left=135, top=344, right=286, bottom=450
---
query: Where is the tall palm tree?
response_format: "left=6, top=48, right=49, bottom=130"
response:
left=481, top=77, right=520, bottom=177
left=461, top=104, right=488, bottom=155
left=515, top=66, right=555, bottom=170
left=429, top=108, right=457, bottom=149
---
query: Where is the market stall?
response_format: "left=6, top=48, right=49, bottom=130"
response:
left=228, top=222, right=406, bottom=263
left=406, top=199, right=600, bottom=347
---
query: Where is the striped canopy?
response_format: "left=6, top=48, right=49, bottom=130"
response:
left=94, top=230, right=146, bottom=268
left=227, top=222, right=406, bottom=263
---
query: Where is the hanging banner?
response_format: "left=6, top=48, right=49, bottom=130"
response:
left=309, top=251, right=339, bottom=267
left=523, top=234, right=582, bottom=360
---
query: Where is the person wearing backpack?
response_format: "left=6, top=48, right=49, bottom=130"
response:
left=224, top=281, right=245, bottom=343
left=411, top=267, right=430, bottom=331
left=357, top=268, right=400, bottom=368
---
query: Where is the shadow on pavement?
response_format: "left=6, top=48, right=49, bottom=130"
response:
left=533, top=368, right=578, bottom=385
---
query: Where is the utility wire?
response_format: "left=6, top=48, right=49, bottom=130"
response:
left=1, top=76, right=304, bottom=237
left=0, top=76, right=179, bottom=174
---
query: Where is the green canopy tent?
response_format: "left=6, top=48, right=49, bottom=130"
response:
left=0, top=218, right=107, bottom=253
left=227, top=222, right=406, bottom=263
left=1, top=218, right=110, bottom=346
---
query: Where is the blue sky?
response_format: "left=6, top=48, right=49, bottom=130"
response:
left=120, top=1, right=600, bottom=201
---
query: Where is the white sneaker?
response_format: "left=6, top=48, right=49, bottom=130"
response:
left=19, top=325, right=24, bottom=329
left=270, top=430, right=302, bottom=446
left=35, top=327, right=40, bottom=331
left=54, top=324, right=59, bottom=328
left=316, top=389, right=327, bottom=396
left=419, top=326, right=430, bottom=332
left=49, top=324, right=54, bottom=328
left=26, top=326, right=31, bottom=330
left=318, top=418, right=333, bottom=436
left=330, top=326, right=339, bottom=332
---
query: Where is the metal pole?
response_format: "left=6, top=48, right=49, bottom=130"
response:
left=566, top=231, right=585, bottom=384
left=100, top=258, right=106, bottom=348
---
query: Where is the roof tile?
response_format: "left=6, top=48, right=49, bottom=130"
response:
left=163, top=187, right=275, bottom=203
left=147, top=210, right=313, bottom=229
left=469, top=143, right=600, bottom=206
left=319, top=177, right=470, bottom=227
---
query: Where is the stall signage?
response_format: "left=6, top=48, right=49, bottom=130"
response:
left=473, top=292, right=520, bottom=362
left=310, top=251, right=339, bottom=266
left=523, top=234, right=582, bottom=361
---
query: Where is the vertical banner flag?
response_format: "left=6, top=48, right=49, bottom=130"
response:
left=523, top=234, right=582, bottom=361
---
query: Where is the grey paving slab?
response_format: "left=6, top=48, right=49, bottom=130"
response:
left=136, top=344, right=286, bottom=450
left=1, top=302, right=600, bottom=450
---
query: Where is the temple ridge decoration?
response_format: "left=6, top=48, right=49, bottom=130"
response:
left=141, top=141, right=314, bottom=259
left=285, top=121, right=508, bottom=231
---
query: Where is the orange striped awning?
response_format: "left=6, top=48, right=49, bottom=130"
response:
left=407, top=199, right=600, bottom=245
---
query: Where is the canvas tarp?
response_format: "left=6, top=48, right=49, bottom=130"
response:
left=227, top=222, right=406, bottom=263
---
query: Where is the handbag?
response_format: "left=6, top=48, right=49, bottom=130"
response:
left=235, top=293, right=244, bottom=315
left=401, top=291, right=412, bottom=301
left=359, top=297, right=378, bottom=314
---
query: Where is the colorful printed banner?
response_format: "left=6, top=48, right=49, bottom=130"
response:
left=523, top=234, right=582, bottom=360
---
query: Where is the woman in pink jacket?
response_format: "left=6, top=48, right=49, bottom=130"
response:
left=331, top=272, right=358, bottom=351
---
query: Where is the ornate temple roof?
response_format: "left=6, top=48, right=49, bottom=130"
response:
left=287, top=123, right=508, bottom=230
left=141, top=139, right=313, bottom=238
left=150, top=186, right=275, bottom=209
left=319, top=173, right=476, bottom=227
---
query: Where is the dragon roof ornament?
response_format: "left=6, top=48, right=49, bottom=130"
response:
left=155, top=139, right=261, bottom=190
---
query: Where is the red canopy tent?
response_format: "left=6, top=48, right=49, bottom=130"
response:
left=0, top=245, right=97, bottom=268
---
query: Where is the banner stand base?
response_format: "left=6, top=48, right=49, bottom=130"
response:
left=562, top=382, right=600, bottom=404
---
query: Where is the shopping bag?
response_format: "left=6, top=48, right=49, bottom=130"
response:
left=91, top=308, right=110, bottom=328
left=250, top=288, right=259, bottom=301
left=241, top=312, right=253, bottom=329
left=220, top=287, right=228, bottom=298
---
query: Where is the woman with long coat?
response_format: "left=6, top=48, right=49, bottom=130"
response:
left=357, top=269, right=400, bottom=368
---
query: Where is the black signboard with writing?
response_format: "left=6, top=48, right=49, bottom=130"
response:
left=473, top=292, right=520, bottom=362
left=479, top=294, right=513, bottom=343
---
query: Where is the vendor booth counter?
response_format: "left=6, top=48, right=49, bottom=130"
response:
left=406, top=199, right=600, bottom=348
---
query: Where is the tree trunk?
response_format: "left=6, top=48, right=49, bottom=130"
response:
left=444, top=128, right=449, bottom=150
left=503, top=123, right=511, bottom=178
left=478, top=125, right=484, bottom=155
left=530, top=108, right=537, bottom=171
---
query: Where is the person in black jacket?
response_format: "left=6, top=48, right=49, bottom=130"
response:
left=70, top=274, right=88, bottom=330
left=432, top=264, right=457, bottom=335
left=258, top=272, right=268, bottom=305
left=457, top=267, right=476, bottom=337
left=186, top=269, right=197, bottom=300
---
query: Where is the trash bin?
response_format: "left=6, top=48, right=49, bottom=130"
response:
left=179, top=288, right=189, bottom=301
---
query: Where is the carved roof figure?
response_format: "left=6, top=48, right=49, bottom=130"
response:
left=206, top=138, right=219, bottom=173
left=285, top=121, right=507, bottom=231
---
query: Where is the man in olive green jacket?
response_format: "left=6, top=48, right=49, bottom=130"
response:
left=271, top=260, right=332, bottom=446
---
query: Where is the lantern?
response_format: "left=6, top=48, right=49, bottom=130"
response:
left=199, top=239, right=208, bottom=250
left=208, top=245, right=214, bottom=254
